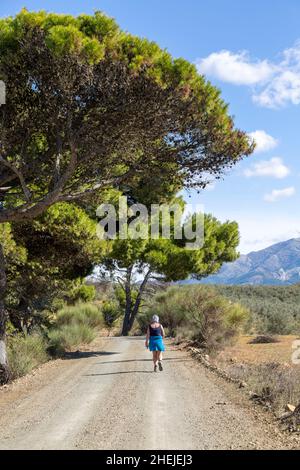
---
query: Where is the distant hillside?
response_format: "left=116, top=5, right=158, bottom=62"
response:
left=189, top=238, right=300, bottom=285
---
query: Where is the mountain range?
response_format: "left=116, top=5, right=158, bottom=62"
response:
left=191, top=238, right=300, bottom=285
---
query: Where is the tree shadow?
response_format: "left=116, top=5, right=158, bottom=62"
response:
left=84, top=370, right=153, bottom=376
left=105, top=336, right=145, bottom=341
left=95, top=357, right=191, bottom=365
left=63, top=350, right=120, bottom=360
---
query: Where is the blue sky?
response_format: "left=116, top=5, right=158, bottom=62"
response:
left=1, top=1, right=300, bottom=253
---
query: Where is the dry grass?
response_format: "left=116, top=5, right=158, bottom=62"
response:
left=213, top=335, right=300, bottom=416
left=216, top=335, right=299, bottom=365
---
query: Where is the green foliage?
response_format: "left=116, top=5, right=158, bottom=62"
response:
left=139, top=286, right=187, bottom=336
left=0, top=223, right=27, bottom=268
left=13, top=202, right=103, bottom=279
left=0, top=9, right=253, bottom=223
left=215, top=285, right=300, bottom=334
left=48, top=323, right=96, bottom=357
left=77, top=11, right=119, bottom=39
left=5, top=203, right=103, bottom=330
left=0, top=223, right=28, bottom=298
left=103, top=198, right=241, bottom=335
left=7, top=332, right=49, bottom=379
left=185, top=286, right=249, bottom=350
left=47, top=302, right=103, bottom=356
left=105, top=211, right=240, bottom=282
left=0, top=202, right=103, bottom=334
left=45, top=24, right=105, bottom=63
left=55, top=303, right=104, bottom=329
left=114, top=285, right=138, bottom=310
left=68, top=284, right=96, bottom=304
left=141, top=285, right=249, bottom=352
left=102, top=300, right=122, bottom=328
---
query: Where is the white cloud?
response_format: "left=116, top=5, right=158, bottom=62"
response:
left=196, top=50, right=274, bottom=85
left=197, top=41, right=300, bottom=108
left=254, top=42, right=300, bottom=108
left=244, top=157, right=290, bottom=179
left=264, top=186, right=295, bottom=202
left=254, top=70, right=300, bottom=107
left=248, top=130, right=278, bottom=153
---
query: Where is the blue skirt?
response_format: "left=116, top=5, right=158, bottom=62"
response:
left=149, top=335, right=165, bottom=352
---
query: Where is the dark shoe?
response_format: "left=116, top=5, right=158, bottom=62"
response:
left=154, top=365, right=158, bottom=372
left=158, top=361, right=163, bottom=371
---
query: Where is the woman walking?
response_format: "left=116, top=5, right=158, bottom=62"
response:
left=145, top=315, right=165, bottom=372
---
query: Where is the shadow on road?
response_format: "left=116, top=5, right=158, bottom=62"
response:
left=95, top=357, right=192, bottom=365
left=63, top=351, right=120, bottom=360
left=83, top=370, right=153, bottom=376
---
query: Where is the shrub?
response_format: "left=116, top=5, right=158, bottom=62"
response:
left=55, top=303, right=103, bottom=328
left=173, top=325, right=195, bottom=344
left=186, top=288, right=248, bottom=350
left=68, top=284, right=96, bottom=303
left=7, top=332, right=49, bottom=379
left=139, top=286, right=188, bottom=336
left=142, top=285, right=249, bottom=352
left=181, top=286, right=249, bottom=352
left=48, top=303, right=102, bottom=356
left=249, top=335, right=279, bottom=344
left=48, top=323, right=96, bottom=356
left=102, top=300, right=121, bottom=328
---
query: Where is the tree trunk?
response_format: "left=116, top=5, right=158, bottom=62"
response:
left=128, top=270, right=151, bottom=332
left=121, top=267, right=132, bottom=336
left=121, top=268, right=152, bottom=336
left=122, top=303, right=131, bottom=336
left=129, top=270, right=151, bottom=331
left=0, top=242, right=9, bottom=385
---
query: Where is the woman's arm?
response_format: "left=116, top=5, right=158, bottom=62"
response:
left=160, top=325, right=165, bottom=338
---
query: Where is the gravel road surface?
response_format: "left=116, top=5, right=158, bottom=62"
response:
left=0, top=336, right=296, bottom=449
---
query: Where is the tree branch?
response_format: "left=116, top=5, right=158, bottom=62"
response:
left=0, top=141, right=78, bottom=222
left=0, top=156, right=31, bottom=202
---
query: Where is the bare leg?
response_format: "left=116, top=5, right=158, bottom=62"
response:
left=153, top=351, right=159, bottom=371
left=152, top=351, right=156, bottom=365
left=153, top=351, right=159, bottom=364
left=155, top=351, right=160, bottom=365
left=158, top=351, right=163, bottom=370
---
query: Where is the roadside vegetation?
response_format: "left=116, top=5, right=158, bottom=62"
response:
left=6, top=302, right=106, bottom=380
left=7, top=332, right=49, bottom=380
left=215, top=284, right=300, bottom=334
left=222, top=359, right=300, bottom=417
left=4, top=281, right=129, bottom=381
left=139, top=283, right=300, bottom=421
left=47, top=303, right=104, bottom=356
left=6, top=279, right=300, bottom=383
left=206, top=285, right=300, bottom=421
left=140, top=285, right=249, bottom=353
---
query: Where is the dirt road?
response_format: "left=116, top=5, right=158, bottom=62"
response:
left=0, top=336, right=295, bottom=450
